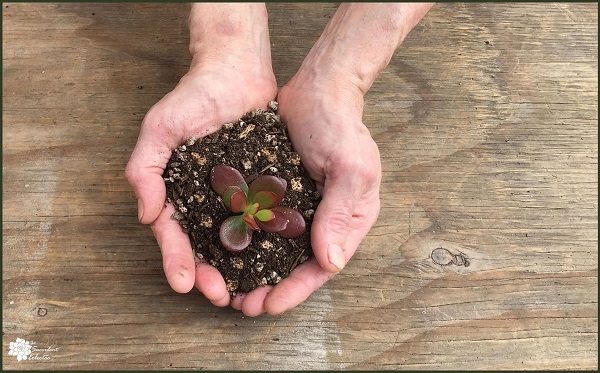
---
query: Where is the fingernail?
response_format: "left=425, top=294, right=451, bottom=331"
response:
left=327, top=244, right=345, bottom=271
left=137, top=198, right=144, bottom=222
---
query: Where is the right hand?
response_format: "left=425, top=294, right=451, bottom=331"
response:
left=230, top=71, right=382, bottom=316
left=255, top=74, right=382, bottom=315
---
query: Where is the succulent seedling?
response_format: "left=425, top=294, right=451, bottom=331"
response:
left=210, top=164, right=306, bottom=252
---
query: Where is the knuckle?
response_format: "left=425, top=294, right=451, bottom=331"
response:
left=325, top=205, right=353, bottom=235
left=124, top=162, right=140, bottom=185
left=143, top=104, right=168, bottom=126
left=329, top=151, right=380, bottom=182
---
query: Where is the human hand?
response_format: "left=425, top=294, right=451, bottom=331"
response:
left=230, top=73, right=382, bottom=316
left=230, top=2, right=432, bottom=315
left=127, top=3, right=430, bottom=316
left=125, top=3, right=277, bottom=307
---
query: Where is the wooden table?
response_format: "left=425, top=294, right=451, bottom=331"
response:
left=3, top=3, right=597, bottom=369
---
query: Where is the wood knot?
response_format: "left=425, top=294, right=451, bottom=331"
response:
left=431, top=247, right=470, bottom=267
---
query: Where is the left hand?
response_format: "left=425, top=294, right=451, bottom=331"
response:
left=126, top=60, right=277, bottom=306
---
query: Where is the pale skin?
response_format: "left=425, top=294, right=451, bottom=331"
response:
left=125, top=3, right=433, bottom=316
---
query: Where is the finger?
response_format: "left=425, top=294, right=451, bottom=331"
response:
left=126, top=128, right=175, bottom=225
left=230, top=293, right=246, bottom=310
left=195, top=263, right=231, bottom=307
left=151, top=204, right=196, bottom=293
left=310, top=176, right=363, bottom=273
left=310, top=147, right=381, bottom=273
left=240, top=285, right=273, bottom=317
left=264, top=258, right=335, bottom=315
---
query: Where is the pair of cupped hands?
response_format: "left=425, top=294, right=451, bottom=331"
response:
left=125, top=52, right=381, bottom=317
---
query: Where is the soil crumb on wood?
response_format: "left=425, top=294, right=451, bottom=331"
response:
left=163, top=102, right=321, bottom=296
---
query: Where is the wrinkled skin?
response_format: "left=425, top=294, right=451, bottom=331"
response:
left=126, top=61, right=381, bottom=315
left=126, top=2, right=432, bottom=316
left=229, top=71, right=382, bottom=315
left=126, top=61, right=277, bottom=306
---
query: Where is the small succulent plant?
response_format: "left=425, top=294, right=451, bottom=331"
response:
left=210, top=164, right=306, bottom=252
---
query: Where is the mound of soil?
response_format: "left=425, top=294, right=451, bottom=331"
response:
left=163, top=101, right=321, bottom=295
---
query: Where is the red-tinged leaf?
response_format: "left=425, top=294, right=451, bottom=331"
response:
left=256, top=209, right=288, bottom=233
left=230, top=189, right=248, bottom=213
left=222, top=186, right=248, bottom=212
left=248, top=175, right=286, bottom=208
left=242, top=213, right=260, bottom=231
left=219, top=216, right=252, bottom=252
left=252, top=190, right=278, bottom=210
left=272, top=206, right=306, bottom=238
left=210, top=164, right=248, bottom=196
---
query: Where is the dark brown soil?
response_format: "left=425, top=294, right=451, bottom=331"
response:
left=163, top=101, right=321, bottom=296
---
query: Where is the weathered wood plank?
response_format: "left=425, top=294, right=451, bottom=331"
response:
left=2, top=2, right=597, bottom=370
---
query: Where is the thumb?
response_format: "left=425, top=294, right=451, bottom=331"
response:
left=125, top=126, right=175, bottom=224
left=310, top=173, right=363, bottom=273
left=310, top=155, right=381, bottom=273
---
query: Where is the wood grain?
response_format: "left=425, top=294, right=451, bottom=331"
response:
left=2, top=3, right=597, bottom=370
